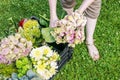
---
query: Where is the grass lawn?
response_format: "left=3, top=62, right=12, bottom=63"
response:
left=0, top=0, right=120, bottom=80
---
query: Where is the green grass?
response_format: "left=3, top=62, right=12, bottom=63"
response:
left=0, top=0, right=120, bottom=80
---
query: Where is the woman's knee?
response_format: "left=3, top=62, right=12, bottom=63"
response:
left=84, top=0, right=101, bottom=19
left=60, top=0, right=76, bottom=9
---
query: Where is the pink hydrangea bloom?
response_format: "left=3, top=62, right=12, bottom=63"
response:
left=1, top=48, right=10, bottom=55
left=0, top=33, right=33, bottom=64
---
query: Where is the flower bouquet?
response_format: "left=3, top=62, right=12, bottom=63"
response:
left=0, top=33, right=60, bottom=80
left=0, top=6, right=87, bottom=78
left=51, top=11, right=87, bottom=47
left=0, top=15, right=74, bottom=80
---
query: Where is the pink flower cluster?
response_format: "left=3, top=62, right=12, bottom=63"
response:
left=51, top=11, right=87, bottom=47
left=0, top=33, right=32, bottom=64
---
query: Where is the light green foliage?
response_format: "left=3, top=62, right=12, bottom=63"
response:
left=0, top=63, right=17, bottom=77
left=41, top=27, right=55, bottom=43
left=16, top=57, right=32, bottom=78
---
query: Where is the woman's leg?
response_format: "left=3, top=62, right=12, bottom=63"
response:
left=85, top=0, right=101, bottom=61
left=49, top=0, right=58, bottom=27
left=86, top=17, right=99, bottom=61
left=63, top=8, right=73, bottom=15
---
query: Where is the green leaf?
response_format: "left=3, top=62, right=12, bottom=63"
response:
left=41, top=27, right=55, bottom=43
left=40, top=17, right=49, bottom=27
left=60, top=11, right=66, bottom=19
left=39, top=14, right=49, bottom=27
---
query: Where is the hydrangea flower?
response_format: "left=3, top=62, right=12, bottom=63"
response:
left=30, top=46, right=60, bottom=80
left=18, top=19, right=41, bottom=45
left=0, top=33, right=32, bottom=64
left=51, top=11, right=87, bottom=47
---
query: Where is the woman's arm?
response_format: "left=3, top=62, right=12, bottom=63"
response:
left=48, top=0, right=58, bottom=27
